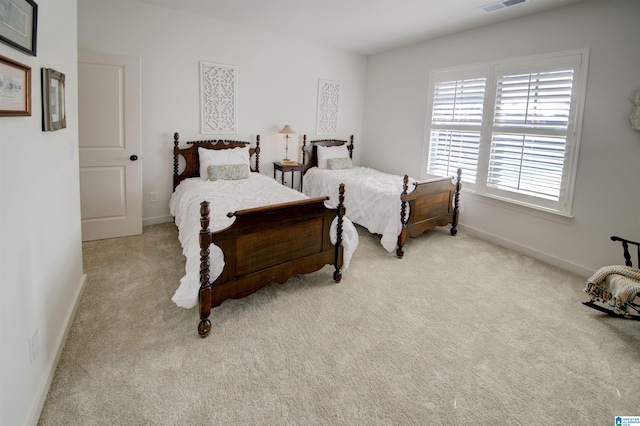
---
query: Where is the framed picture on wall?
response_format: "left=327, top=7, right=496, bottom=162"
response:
left=0, top=0, right=38, bottom=56
left=0, top=54, right=31, bottom=116
left=41, top=67, right=66, bottom=131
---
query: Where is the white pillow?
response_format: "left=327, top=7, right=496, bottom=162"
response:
left=316, top=144, right=350, bottom=169
left=199, top=146, right=250, bottom=179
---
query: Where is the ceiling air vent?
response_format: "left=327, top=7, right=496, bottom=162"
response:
left=481, top=0, right=527, bottom=13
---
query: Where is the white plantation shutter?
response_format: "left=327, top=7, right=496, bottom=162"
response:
left=427, top=77, right=486, bottom=183
left=424, top=50, right=588, bottom=215
left=488, top=70, right=574, bottom=201
left=493, top=70, right=574, bottom=130
left=428, top=130, right=480, bottom=184
left=488, top=133, right=566, bottom=200
left=431, top=78, right=486, bottom=125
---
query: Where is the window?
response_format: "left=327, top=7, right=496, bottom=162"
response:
left=424, top=50, right=588, bottom=216
left=428, top=77, right=485, bottom=184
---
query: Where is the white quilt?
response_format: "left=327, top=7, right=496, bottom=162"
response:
left=303, top=166, right=415, bottom=252
left=169, top=173, right=358, bottom=308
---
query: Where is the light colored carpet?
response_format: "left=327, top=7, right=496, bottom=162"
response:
left=39, top=223, right=640, bottom=425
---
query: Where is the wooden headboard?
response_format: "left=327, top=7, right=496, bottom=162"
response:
left=173, top=132, right=261, bottom=191
left=302, top=134, right=354, bottom=173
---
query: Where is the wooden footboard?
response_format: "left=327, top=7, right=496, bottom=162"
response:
left=197, top=185, right=346, bottom=337
left=396, top=168, right=461, bottom=258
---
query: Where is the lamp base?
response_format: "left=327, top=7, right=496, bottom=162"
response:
left=281, top=159, right=297, bottom=165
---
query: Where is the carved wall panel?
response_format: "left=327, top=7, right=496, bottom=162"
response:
left=316, top=79, right=340, bottom=135
left=200, top=62, right=237, bottom=134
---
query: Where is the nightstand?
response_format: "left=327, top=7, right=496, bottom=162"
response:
left=273, top=161, right=304, bottom=191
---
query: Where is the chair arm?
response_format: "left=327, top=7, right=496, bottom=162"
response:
left=611, top=236, right=640, bottom=267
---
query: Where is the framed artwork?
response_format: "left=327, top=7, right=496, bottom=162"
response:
left=0, top=0, right=38, bottom=56
left=41, top=67, right=66, bottom=131
left=200, top=61, right=237, bottom=134
left=316, top=79, right=340, bottom=135
left=0, top=53, right=30, bottom=116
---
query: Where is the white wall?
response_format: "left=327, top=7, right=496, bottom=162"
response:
left=0, top=0, right=84, bottom=425
left=78, top=0, right=368, bottom=225
left=363, top=0, right=640, bottom=276
left=3, top=0, right=635, bottom=423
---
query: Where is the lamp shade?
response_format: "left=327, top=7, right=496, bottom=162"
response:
left=279, top=124, right=295, bottom=135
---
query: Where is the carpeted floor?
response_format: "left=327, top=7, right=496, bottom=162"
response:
left=38, top=223, right=640, bottom=425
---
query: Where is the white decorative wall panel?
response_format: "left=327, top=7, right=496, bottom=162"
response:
left=316, top=79, right=340, bottom=135
left=200, top=62, right=237, bottom=134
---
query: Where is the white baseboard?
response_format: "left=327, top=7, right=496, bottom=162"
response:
left=143, top=215, right=173, bottom=227
left=28, top=273, right=88, bottom=426
left=458, top=224, right=593, bottom=278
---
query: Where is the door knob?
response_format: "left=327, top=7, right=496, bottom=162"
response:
left=130, top=155, right=138, bottom=161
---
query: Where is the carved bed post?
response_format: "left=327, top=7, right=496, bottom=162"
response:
left=396, top=175, right=410, bottom=258
left=198, top=201, right=213, bottom=337
left=254, top=135, right=260, bottom=173
left=450, top=168, right=462, bottom=236
left=173, top=132, right=180, bottom=191
left=302, top=135, right=307, bottom=166
left=348, top=135, right=354, bottom=159
left=333, top=183, right=345, bottom=282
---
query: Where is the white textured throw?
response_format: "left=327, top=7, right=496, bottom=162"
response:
left=304, top=166, right=415, bottom=252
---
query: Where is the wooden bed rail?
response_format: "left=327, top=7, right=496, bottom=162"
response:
left=197, top=184, right=346, bottom=338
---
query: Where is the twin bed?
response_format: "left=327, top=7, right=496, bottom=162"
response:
left=170, top=132, right=461, bottom=337
left=301, top=135, right=461, bottom=258
left=171, top=133, right=357, bottom=337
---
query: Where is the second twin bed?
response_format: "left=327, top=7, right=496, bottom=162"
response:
left=302, top=135, right=461, bottom=258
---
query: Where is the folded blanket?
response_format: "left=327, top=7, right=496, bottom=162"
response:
left=584, top=265, right=640, bottom=317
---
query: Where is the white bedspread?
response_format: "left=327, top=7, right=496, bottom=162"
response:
left=169, top=173, right=358, bottom=308
left=303, top=167, right=415, bottom=252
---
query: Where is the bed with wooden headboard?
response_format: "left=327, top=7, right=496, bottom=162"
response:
left=171, top=132, right=357, bottom=337
left=302, top=135, right=461, bottom=258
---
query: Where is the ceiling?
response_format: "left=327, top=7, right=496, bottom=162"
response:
left=135, top=0, right=587, bottom=55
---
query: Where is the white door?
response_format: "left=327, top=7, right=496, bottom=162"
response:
left=78, top=51, right=142, bottom=241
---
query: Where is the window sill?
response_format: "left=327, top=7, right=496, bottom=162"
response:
left=461, top=190, right=574, bottom=225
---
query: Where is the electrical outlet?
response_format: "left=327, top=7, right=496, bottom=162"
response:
left=30, top=329, right=39, bottom=365
left=149, top=192, right=159, bottom=203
